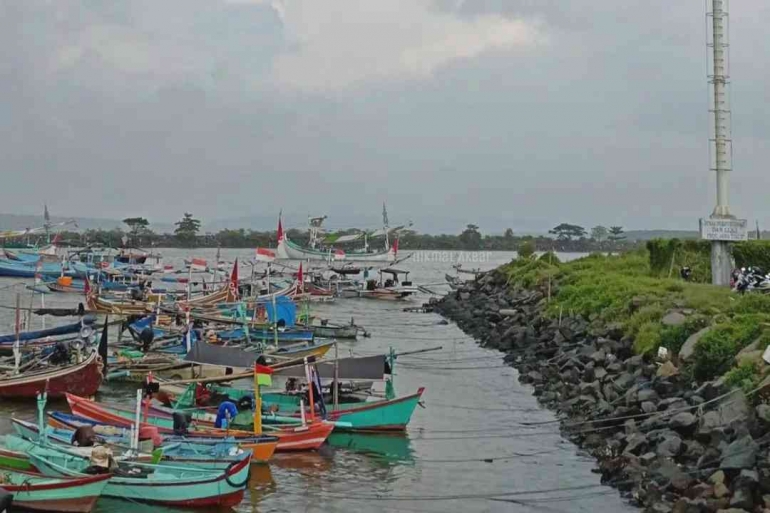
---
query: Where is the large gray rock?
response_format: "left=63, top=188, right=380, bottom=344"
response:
left=662, top=311, right=687, bottom=327
left=657, top=435, right=682, bottom=458
left=679, top=327, right=711, bottom=362
left=669, top=412, right=698, bottom=432
left=638, top=388, right=660, bottom=403
left=720, top=435, right=758, bottom=470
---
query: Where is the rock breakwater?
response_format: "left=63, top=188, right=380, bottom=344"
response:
left=433, top=268, right=770, bottom=513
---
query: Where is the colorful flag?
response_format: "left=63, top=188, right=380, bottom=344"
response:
left=333, top=248, right=345, bottom=261
left=189, top=258, right=207, bottom=271
left=254, top=363, right=273, bottom=386
left=255, top=247, right=276, bottom=262
left=277, top=215, right=284, bottom=242
left=230, top=259, right=239, bottom=300
left=393, top=238, right=399, bottom=256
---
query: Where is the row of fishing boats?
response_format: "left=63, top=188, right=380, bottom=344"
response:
left=0, top=246, right=428, bottom=511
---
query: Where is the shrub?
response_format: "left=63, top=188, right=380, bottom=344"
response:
left=733, top=240, right=770, bottom=270
left=634, top=322, right=663, bottom=355
left=724, top=360, right=763, bottom=395
left=692, top=316, right=764, bottom=380
left=517, top=241, right=536, bottom=260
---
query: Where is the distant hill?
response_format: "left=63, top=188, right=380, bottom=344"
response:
left=624, top=230, right=701, bottom=241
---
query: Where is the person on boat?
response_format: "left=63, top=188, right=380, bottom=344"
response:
left=215, top=400, right=238, bottom=429
left=71, top=425, right=97, bottom=447
left=173, top=411, right=194, bottom=435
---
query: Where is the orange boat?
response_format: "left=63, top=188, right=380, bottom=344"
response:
left=65, top=393, right=333, bottom=452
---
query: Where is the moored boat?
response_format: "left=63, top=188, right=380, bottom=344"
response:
left=0, top=466, right=111, bottom=512
left=0, top=350, right=103, bottom=399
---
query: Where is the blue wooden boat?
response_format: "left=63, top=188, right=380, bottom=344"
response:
left=0, top=259, right=76, bottom=278
left=11, top=418, right=267, bottom=469
left=0, top=315, right=97, bottom=355
left=4, top=434, right=252, bottom=508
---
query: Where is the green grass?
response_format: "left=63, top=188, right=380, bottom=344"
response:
left=501, top=249, right=770, bottom=382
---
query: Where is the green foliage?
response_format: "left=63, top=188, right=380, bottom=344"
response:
left=517, top=240, right=536, bottom=260
left=505, top=257, right=560, bottom=289
left=538, top=251, right=561, bottom=264
left=733, top=240, right=770, bottom=270
left=646, top=238, right=711, bottom=282
left=725, top=360, right=763, bottom=395
left=458, top=224, right=482, bottom=250
left=608, top=226, right=626, bottom=242
left=692, top=315, right=766, bottom=380
left=174, top=213, right=202, bottom=247
left=591, top=226, right=608, bottom=242
left=549, top=223, right=587, bottom=241
left=634, top=322, right=663, bottom=355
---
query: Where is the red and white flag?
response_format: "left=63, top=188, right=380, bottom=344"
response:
left=255, top=247, right=276, bottom=262
left=230, top=258, right=240, bottom=300
left=189, top=258, right=207, bottom=271
left=333, top=249, right=345, bottom=261
left=276, top=215, right=284, bottom=243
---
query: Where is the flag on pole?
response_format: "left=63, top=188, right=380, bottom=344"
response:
left=277, top=215, right=284, bottom=242
left=189, top=258, right=207, bottom=271
left=393, top=238, right=399, bottom=257
left=333, top=249, right=345, bottom=261
left=230, top=259, right=239, bottom=300
left=255, top=363, right=273, bottom=386
left=255, top=248, right=276, bottom=262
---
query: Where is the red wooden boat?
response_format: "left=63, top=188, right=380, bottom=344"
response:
left=65, top=393, right=334, bottom=451
left=0, top=351, right=103, bottom=399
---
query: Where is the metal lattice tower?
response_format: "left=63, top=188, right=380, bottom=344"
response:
left=708, top=0, right=732, bottom=217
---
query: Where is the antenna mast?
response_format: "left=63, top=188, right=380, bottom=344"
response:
left=702, top=0, right=747, bottom=285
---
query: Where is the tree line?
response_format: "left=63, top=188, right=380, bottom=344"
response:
left=52, top=215, right=635, bottom=252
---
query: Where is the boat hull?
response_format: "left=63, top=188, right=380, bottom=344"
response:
left=66, top=394, right=333, bottom=451
left=0, top=352, right=103, bottom=399
left=0, top=468, right=110, bottom=513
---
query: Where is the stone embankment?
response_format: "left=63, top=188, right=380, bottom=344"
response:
left=432, top=269, right=770, bottom=513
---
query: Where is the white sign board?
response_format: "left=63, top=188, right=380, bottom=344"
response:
left=699, top=218, right=748, bottom=241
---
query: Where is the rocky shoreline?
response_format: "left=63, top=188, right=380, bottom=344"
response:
left=431, top=268, right=770, bottom=513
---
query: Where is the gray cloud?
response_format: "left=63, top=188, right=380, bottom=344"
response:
left=1, top=0, right=769, bottom=234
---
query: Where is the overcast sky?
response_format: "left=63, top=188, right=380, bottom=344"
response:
left=2, top=0, right=769, bottom=234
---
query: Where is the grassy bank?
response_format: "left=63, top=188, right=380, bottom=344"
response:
left=503, top=250, right=770, bottom=386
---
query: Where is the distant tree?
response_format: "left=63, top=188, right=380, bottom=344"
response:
left=517, top=240, right=536, bottom=259
left=504, top=228, right=514, bottom=240
left=174, top=213, right=201, bottom=247
left=122, top=217, right=150, bottom=246
left=608, top=226, right=626, bottom=242
left=591, top=225, right=609, bottom=242
left=549, top=223, right=586, bottom=241
left=459, top=224, right=482, bottom=250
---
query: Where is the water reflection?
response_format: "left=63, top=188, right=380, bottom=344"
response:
left=327, top=432, right=414, bottom=464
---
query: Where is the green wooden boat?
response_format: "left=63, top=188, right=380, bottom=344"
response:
left=4, top=435, right=252, bottom=508
left=0, top=467, right=111, bottom=512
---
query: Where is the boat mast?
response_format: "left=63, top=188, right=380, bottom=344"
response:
left=382, top=202, right=390, bottom=251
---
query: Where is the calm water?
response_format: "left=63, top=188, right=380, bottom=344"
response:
left=0, top=249, right=636, bottom=513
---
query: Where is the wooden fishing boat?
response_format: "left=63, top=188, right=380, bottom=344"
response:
left=0, top=351, right=103, bottom=399
left=66, top=394, right=335, bottom=451
left=0, top=315, right=97, bottom=355
left=0, top=466, right=111, bottom=512
left=0, top=259, right=76, bottom=278
left=0, top=443, right=39, bottom=472
left=7, top=436, right=252, bottom=508
left=309, top=321, right=360, bottom=339
left=12, top=418, right=277, bottom=467
left=236, top=388, right=425, bottom=432
left=47, top=412, right=279, bottom=463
